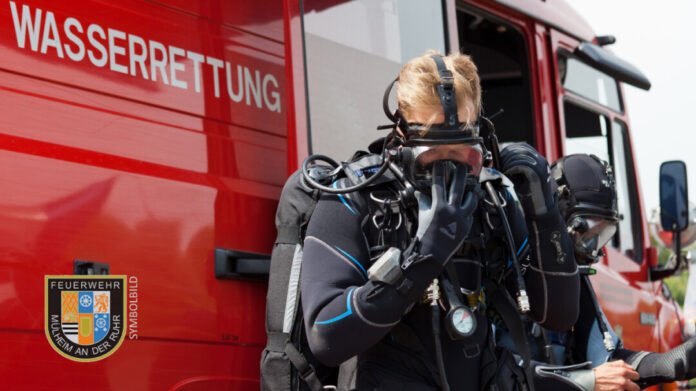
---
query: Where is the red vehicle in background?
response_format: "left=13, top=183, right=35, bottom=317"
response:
left=0, top=0, right=687, bottom=389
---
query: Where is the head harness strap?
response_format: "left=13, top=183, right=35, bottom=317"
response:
left=376, top=54, right=482, bottom=147
left=430, top=55, right=459, bottom=126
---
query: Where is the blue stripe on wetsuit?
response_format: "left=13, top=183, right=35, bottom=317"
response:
left=315, top=287, right=356, bottom=325
left=333, top=182, right=357, bottom=215
left=517, top=237, right=528, bottom=256
left=335, top=245, right=367, bottom=278
left=508, top=237, right=529, bottom=268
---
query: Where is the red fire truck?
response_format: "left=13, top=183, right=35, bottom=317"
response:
left=0, top=0, right=686, bottom=389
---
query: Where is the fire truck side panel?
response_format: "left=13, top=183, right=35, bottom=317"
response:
left=0, top=0, right=286, bottom=388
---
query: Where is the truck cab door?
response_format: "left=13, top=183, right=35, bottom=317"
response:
left=548, top=28, right=660, bottom=353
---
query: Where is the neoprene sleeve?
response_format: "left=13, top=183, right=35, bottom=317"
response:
left=502, top=187, right=580, bottom=331
left=524, top=205, right=580, bottom=331
left=301, top=186, right=438, bottom=367
left=612, top=338, right=696, bottom=388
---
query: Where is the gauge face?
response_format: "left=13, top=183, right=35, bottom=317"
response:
left=451, top=307, right=475, bottom=336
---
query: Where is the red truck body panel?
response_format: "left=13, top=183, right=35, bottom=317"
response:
left=0, top=0, right=286, bottom=388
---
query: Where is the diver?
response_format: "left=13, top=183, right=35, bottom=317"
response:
left=501, top=153, right=696, bottom=390
left=299, top=51, right=580, bottom=391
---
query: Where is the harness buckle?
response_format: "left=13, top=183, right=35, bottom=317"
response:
left=440, top=74, right=454, bottom=89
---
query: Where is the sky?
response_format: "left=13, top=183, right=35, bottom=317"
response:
left=567, top=0, right=696, bottom=217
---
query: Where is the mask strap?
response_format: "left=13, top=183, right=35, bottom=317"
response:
left=382, top=78, right=398, bottom=123
left=430, top=55, right=459, bottom=126
left=377, top=78, right=409, bottom=135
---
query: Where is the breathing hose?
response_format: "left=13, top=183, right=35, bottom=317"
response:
left=484, top=181, right=530, bottom=313
left=582, top=273, right=615, bottom=351
left=428, top=279, right=450, bottom=391
left=301, top=152, right=392, bottom=194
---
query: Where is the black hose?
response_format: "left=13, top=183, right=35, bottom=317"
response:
left=583, top=275, right=612, bottom=339
left=484, top=181, right=529, bottom=313
left=481, top=116, right=501, bottom=170
left=387, top=162, right=417, bottom=208
left=431, top=297, right=450, bottom=391
left=301, top=153, right=392, bottom=194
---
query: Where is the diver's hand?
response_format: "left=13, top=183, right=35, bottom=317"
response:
left=500, top=143, right=555, bottom=216
left=415, top=161, right=478, bottom=266
left=593, top=361, right=640, bottom=391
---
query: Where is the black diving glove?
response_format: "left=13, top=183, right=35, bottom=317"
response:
left=630, top=337, right=696, bottom=387
left=413, top=161, right=478, bottom=266
left=500, top=143, right=556, bottom=217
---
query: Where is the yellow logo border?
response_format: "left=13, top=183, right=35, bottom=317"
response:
left=44, top=275, right=128, bottom=362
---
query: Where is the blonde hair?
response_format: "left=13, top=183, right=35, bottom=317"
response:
left=397, top=50, right=481, bottom=128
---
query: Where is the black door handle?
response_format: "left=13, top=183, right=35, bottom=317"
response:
left=214, top=248, right=270, bottom=280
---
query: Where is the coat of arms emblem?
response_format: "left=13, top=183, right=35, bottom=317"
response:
left=45, top=276, right=127, bottom=361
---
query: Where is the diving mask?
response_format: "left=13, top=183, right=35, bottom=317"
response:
left=568, top=215, right=618, bottom=263
left=402, top=141, right=484, bottom=192
left=378, top=54, right=487, bottom=192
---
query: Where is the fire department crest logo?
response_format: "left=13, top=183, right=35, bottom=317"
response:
left=45, top=276, right=127, bottom=361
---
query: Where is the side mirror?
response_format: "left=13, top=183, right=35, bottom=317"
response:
left=651, top=160, right=689, bottom=280
left=660, top=160, right=689, bottom=232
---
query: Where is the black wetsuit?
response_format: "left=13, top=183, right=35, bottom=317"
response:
left=301, top=169, right=580, bottom=390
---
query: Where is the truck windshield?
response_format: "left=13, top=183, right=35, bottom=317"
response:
left=559, top=56, right=622, bottom=113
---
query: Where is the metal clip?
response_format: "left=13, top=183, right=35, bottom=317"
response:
left=372, top=212, right=402, bottom=231
left=483, top=189, right=507, bottom=208
left=440, top=74, right=454, bottom=88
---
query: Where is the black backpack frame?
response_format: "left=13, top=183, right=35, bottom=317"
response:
left=260, top=168, right=329, bottom=391
left=261, top=152, right=394, bottom=391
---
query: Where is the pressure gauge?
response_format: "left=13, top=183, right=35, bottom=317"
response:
left=446, top=305, right=477, bottom=339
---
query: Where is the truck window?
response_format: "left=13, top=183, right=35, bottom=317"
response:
left=563, top=101, right=609, bottom=159
left=303, top=0, right=446, bottom=160
left=563, top=99, right=642, bottom=263
left=457, top=9, right=534, bottom=145
left=559, top=56, right=622, bottom=113
left=611, top=119, right=641, bottom=259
